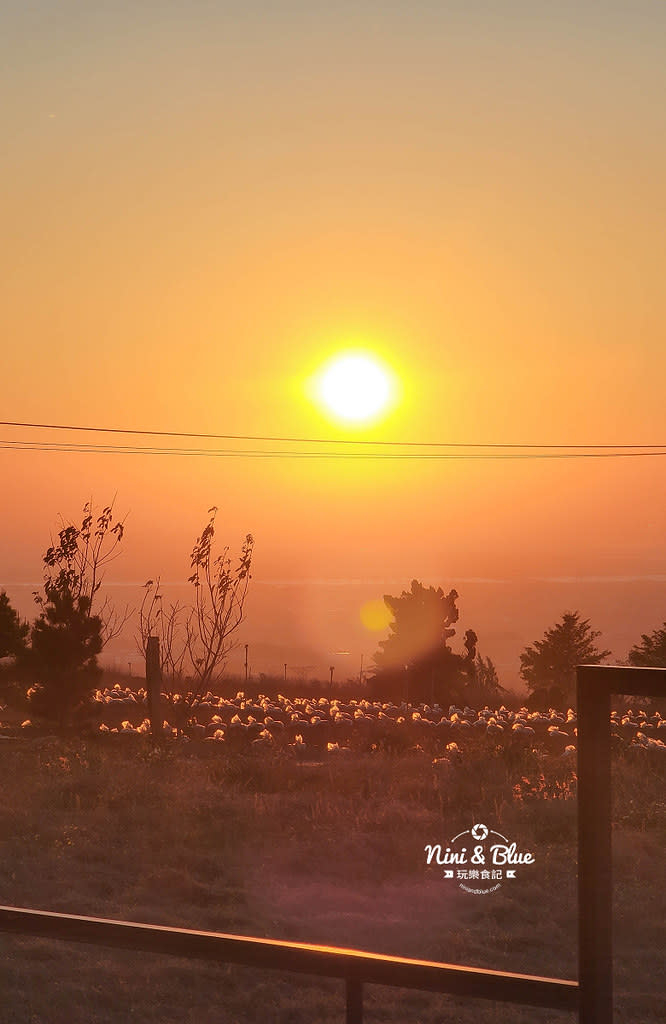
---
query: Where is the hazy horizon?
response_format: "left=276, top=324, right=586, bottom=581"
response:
left=3, top=573, right=664, bottom=694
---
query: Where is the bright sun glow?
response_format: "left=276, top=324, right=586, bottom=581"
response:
left=315, top=353, right=395, bottom=424
left=360, top=598, right=393, bottom=632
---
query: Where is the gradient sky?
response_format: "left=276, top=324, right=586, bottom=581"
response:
left=2, top=2, right=666, bottom=684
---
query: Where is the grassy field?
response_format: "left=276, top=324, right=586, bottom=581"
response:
left=0, top=735, right=663, bottom=1023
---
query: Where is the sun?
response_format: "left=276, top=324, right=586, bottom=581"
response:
left=314, top=352, right=396, bottom=424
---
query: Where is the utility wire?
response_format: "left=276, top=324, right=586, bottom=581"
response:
left=2, top=440, right=666, bottom=459
left=0, top=420, right=664, bottom=450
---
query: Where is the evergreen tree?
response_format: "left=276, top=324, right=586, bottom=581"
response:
left=0, top=591, right=28, bottom=659
left=520, top=610, right=610, bottom=703
left=28, top=589, right=103, bottom=725
left=370, top=580, right=477, bottom=704
left=627, top=622, right=666, bottom=667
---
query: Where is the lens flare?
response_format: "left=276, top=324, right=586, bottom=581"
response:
left=360, top=598, right=393, bottom=632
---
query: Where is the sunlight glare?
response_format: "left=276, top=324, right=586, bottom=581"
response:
left=360, top=598, right=393, bottom=632
left=314, top=352, right=396, bottom=424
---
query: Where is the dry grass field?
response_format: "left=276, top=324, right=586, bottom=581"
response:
left=0, top=734, right=663, bottom=1023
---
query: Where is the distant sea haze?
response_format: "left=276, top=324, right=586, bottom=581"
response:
left=3, top=576, right=665, bottom=691
left=6, top=576, right=666, bottom=586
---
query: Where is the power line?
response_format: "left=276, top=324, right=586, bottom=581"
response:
left=2, top=440, right=666, bottom=459
left=1, top=420, right=664, bottom=451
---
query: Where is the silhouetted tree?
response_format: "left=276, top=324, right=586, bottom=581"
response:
left=25, top=502, right=128, bottom=726
left=467, top=653, right=506, bottom=706
left=0, top=591, right=28, bottom=659
left=184, top=507, right=254, bottom=702
left=520, top=610, right=610, bottom=705
left=369, top=580, right=478, bottom=704
left=27, top=590, right=103, bottom=726
left=135, top=577, right=187, bottom=693
left=0, top=591, right=30, bottom=706
left=627, top=621, right=666, bottom=667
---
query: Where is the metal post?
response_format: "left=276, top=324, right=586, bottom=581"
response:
left=146, top=637, right=163, bottom=740
left=346, top=976, right=363, bottom=1024
left=577, top=666, right=613, bottom=1024
left=244, top=644, right=248, bottom=683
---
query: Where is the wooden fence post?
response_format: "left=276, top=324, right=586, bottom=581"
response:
left=346, top=977, right=363, bottom=1024
left=146, top=637, right=163, bottom=740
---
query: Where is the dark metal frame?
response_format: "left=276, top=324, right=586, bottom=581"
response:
left=577, top=664, right=665, bottom=1024
left=1, top=664, right=662, bottom=1021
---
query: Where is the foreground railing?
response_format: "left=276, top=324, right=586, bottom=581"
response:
left=2, top=664, right=663, bottom=1021
left=0, top=904, right=578, bottom=1020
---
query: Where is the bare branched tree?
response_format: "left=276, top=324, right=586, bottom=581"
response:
left=135, top=577, right=187, bottom=693
left=26, top=499, right=131, bottom=725
left=184, top=507, right=253, bottom=702
left=36, top=500, right=131, bottom=645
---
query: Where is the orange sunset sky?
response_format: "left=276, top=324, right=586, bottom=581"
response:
left=2, top=2, right=666, bottom=686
